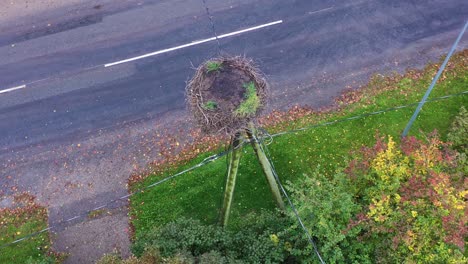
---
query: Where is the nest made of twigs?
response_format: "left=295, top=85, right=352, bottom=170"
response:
left=186, top=56, right=268, bottom=134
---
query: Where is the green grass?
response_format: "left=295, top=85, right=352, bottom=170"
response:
left=0, top=204, right=60, bottom=263
left=203, top=100, right=218, bottom=111
left=206, top=61, right=223, bottom=73
left=234, top=81, right=260, bottom=117
left=130, top=54, right=468, bottom=240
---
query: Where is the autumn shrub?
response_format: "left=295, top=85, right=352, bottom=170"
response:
left=287, top=132, right=467, bottom=263
left=346, top=133, right=467, bottom=263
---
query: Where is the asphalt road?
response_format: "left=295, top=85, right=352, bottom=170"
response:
left=1, top=0, right=467, bottom=153
left=0, top=0, right=467, bottom=262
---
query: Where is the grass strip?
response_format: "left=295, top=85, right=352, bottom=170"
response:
left=0, top=194, right=63, bottom=263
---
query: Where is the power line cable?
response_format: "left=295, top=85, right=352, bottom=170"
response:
left=402, top=21, right=468, bottom=137
left=201, top=0, right=222, bottom=55
left=271, top=91, right=468, bottom=138
left=217, top=134, right=236, bottom=221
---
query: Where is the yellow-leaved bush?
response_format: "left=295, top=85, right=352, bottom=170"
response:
left=346, top=133, right=467, bottom=263
left=287, top=129, right=467, bottom=263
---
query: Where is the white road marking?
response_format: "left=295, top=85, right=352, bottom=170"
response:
left=308, top=6, right=334, bottom=15
left=104, top=20, right=283, bottom=67
left=0, top=84, right=26, bottom=94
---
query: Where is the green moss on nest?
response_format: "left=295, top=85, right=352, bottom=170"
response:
left=203, top=101, right=218, bottom=111
left=206, top=61, right=223, bottom=73
left=234, top=82, right=260, bottom=117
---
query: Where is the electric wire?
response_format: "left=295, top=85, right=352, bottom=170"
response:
left=271, top=90, right=468, bottom=138
left=201, top=0, right=222, bottom=55
left=402, top=21, right=468, bottom=137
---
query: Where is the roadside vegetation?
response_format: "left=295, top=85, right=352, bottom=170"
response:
left=111, top=51, right=468, bottom=263
left=0, top=193, right=64, bottom=264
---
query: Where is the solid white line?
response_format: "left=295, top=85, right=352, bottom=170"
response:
left=216, top=20, right=283, bottom=39
left=105, top=37, right=217, bottom=67
left=104, top=20, right=283, bottom=67
left=0, top=84, right=26, bottom=94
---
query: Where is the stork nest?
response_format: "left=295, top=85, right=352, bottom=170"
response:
left=186, top=56, right=268, bottom=134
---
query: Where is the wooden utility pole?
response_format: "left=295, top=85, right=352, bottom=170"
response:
left=219, top=125, right=285, bottom=227
left=246, top=124, right=285, bottom=210
left=219, top=132, right=243, bottom=227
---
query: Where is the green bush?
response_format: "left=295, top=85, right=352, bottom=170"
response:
left=447, top=106, right=468, bottom=152
left=447, top=106, right=468, bottom=175
left=131, top=211, right=302, bottom=263
left=96, top=248, right=194, bottom=264
left=198, top=251, right=240, bottom=264
left=132, top=218, right=225, bottom=257
left=286, top=168, right=372, bottom=263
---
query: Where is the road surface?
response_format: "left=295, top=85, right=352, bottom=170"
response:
left=0, top=0, right=466, bottom=262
